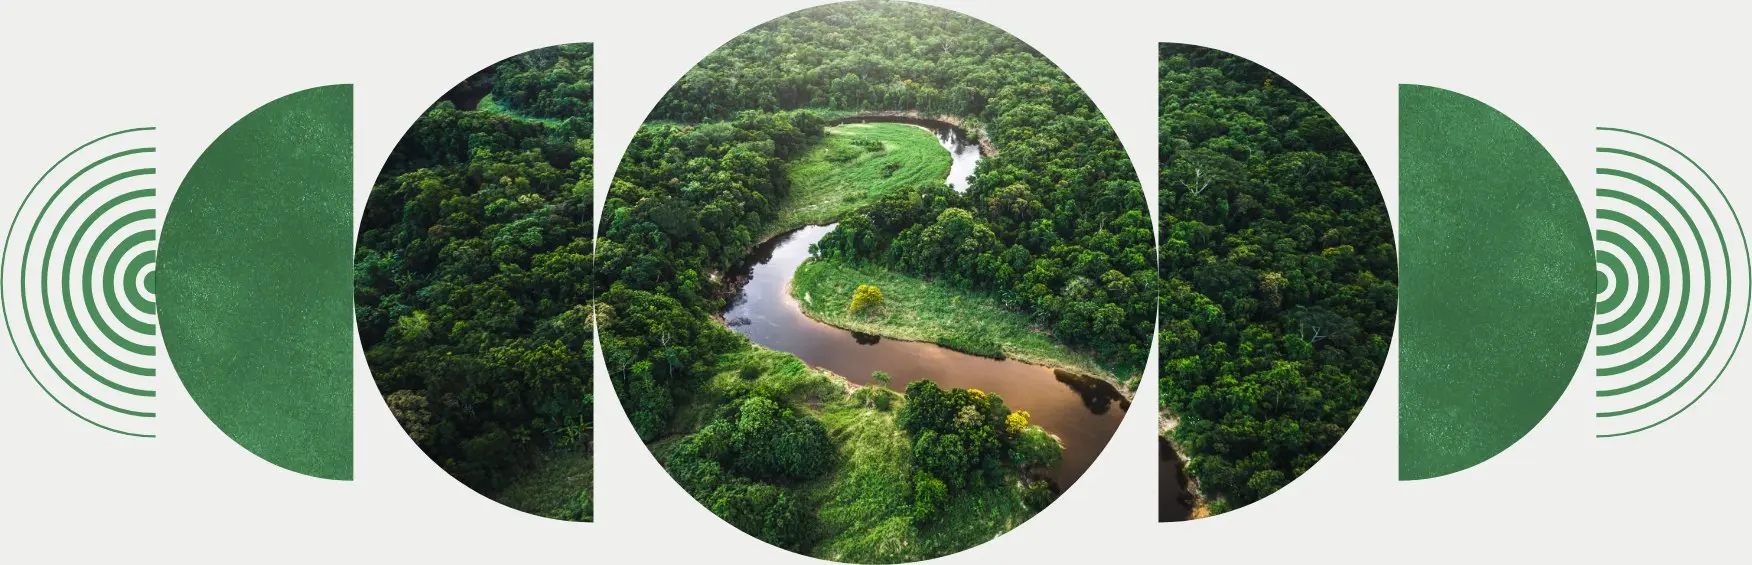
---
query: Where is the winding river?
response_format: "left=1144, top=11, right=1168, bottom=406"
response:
left=722, top=121, right=1127, bottom=489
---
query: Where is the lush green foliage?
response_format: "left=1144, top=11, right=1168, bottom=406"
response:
left=791, top=257, right=1111, bottom=378
left=779, top=123, right=952, bottom=234
left=489, top=43, right=594, bottom=121
left=493, top=448, right=594, bottom=521
left=665, top=391, right=831, bottom=551
left=848, top=283, right=884, bottom=314
left=811, top=179, right=1154, bottom=376
left=911, top=471, right=948, bottom=524
left=658, top=347, right=1051, bottom=563
left=897, top=381, right=1050, bottom=495
left=1157, top=44, right=1397, bottom=512
left=597, top=2, right=1120, bottom=556
left=597, top=110, right=827, bottom=439
left=354, top=44, right=593, bottom=517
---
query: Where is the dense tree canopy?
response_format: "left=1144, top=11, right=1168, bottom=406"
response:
left=670, top=0, right=1158, bottom=374
left=491, top=43, right=594, bottom=121
left=355, top=45, right=594, bottom=515
left=1157, top=44, right=1397, bottom=513
left=596, top=1, right=1111, bottom=554
left=665, top=392, right=831, bottom=551
left=898, top=381, right=1056, bottom=519
left=597, top=111, right=827, bottom=440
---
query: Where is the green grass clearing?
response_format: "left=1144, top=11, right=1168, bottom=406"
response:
left=791, top=258, right=1125, bottom=382
left=800, top=399, right=1032, bottom=564
left=474, top=93, right=572, bottom=127
left=768, top=123, right=951, bottom=238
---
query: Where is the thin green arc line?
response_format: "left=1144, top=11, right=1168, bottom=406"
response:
left=1, top=127, right=156, bottom=437
left=1597, top=250, right=1630, bottom=314
left=1596, top=127, right=1747, bottom=436
left=1595, top=184, right=1700, bottom=384
left=1594, top=210, right=1669, bottom=354
left=46, top=168, right=158, bottom=390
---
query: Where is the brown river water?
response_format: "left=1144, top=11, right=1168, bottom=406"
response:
left=723, top=223, right=1129, bottom=489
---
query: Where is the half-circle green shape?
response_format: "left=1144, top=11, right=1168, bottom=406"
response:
left=1397, top=84, right=1593, bottom=481
left=159, top=85, right=354, bottom=480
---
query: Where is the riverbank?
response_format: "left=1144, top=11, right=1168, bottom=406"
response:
left=769, top=123, right=952, bottom=238
left=789, top=257, right=1135, bottom=392
left=1158, top=415, right=1211, bottom=520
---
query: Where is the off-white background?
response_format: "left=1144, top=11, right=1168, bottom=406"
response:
left=1, top=0, right=1746, bottom=562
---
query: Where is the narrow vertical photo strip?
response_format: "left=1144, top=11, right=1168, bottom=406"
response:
left=595, top=1, right=1152, bottom=561
left=1157, top=44, right=1396, bottom=519
left=354, top=44, right=595, bottom=520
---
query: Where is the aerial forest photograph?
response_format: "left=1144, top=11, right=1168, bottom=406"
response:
left=1156, top=43, right=1397, bottom=520
left=595, top=1, right=1153, bottom=562
left=354, top=44, right=596, bottom=521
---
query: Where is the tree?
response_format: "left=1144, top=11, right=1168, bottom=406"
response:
left=708, top=482, right=810, bottom=551
left=1013, top=426, right=1061, bottom=470
left=728, top=396, right=833, bottom=481
left=355, top=45, right=595, bottom=513
left=1158, top=43, right=1397, bottom=515
left=912, top=472, right=949, bottom=524
left=850, top=283, right=885, bottom=314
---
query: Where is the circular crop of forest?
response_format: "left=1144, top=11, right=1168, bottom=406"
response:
left=595, top=1, right=1153, bottom=561
left=353, top=44, right=596, bottom=522
left=1156, top=43, right=1398, bottom=521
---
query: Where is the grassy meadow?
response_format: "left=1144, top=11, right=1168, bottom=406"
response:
left=790, top=258, right=1122, bottom=382
left=474, top=93, right=571, bottom=127
left=769, top=123, right=951, bottom=237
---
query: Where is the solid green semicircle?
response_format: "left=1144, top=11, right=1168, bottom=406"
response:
left=1398, top=84, right=1593, bottom=481
left=158, top=85, right=354, bottom=480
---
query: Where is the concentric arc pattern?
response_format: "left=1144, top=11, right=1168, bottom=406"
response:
left=4, top=127, right=159, bottom=437
left=1594, top=127, right=1746, bottom=437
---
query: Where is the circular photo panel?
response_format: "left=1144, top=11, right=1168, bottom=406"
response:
left=595, top=1, right=1152, bottom=561
left=355, top=44, right=595, bottom=520
left=1156, top=43, right=1397, bottom=520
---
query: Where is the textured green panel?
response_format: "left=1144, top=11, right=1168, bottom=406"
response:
left=1398, top=84, right=1592, bottom=480
left=160, top=85, right=353, bottom=480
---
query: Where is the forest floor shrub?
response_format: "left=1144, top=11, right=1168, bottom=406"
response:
left=769, top=123, right=950, bottom=238
left=494, top=447, right=593, bottom=520
left=791, top=258, right=1125, bottom=383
